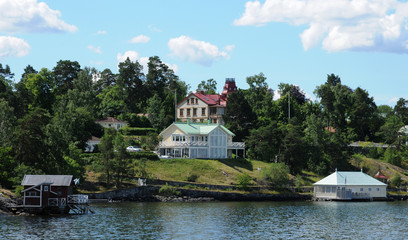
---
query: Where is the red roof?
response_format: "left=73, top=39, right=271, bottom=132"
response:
left=193, top=93, right=226, bottom=106
left=374, top=171, right=388, bottom=179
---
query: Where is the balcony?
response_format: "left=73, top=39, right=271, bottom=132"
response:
left=228, top=142, right=245, bottom=148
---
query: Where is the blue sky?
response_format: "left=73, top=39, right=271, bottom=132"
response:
left=1, top=0, right=408, bottom=106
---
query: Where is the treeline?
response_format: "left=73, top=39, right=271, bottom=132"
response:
left=1, top=58, right=408, bottom=190
left=0, top=57, right=187, bottom=189
left=223, top=73, right=408, bottom=175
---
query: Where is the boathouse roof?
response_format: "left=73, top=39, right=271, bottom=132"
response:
left=21, top=175, right=73, bottom=186
left=314, top=170, right=386, bottom=186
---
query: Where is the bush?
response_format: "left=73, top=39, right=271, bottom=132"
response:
left=186, top=173, right=199, bottom=182
left=129, top=152, right=159, bottom=160
left=391, top=174, right=402, bottom=188
left=260, top=163, right=290, bottom=188
left=158, top=183, right=180, bottom=197
left=236, top=173, right=252, bottom=190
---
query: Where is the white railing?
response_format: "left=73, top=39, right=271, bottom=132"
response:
left=68, top=195, right=89, bottom=204
left=159, top=141, right=208, bottom=147
left=228, top=142, right=245, bottom=148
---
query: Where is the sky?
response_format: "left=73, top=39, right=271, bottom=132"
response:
left=1, top=0, right=408, bottom=106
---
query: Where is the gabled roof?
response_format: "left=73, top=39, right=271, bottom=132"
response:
left=374, top=171, right=388, bottom=179
left=95, top=117, right=127, bottom=124
left=178, top=92, right=226, bottom=107
left=314, top=171, right=386, bottom=186
left=21, top=175, right=73, bottom=186
left=160, top=122, right=235, bottom=136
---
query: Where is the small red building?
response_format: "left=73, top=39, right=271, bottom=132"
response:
left=374, top=171, right=388, bottom=184
left=21, top=175, right=80, bottom=214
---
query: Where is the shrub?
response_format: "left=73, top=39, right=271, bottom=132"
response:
left=158, top=183, right=180, bottom=197
left=391, top=174, right=402, bottom=188
left=186, top=173, right=199, bottom=182
left=236, top=173, right=252, bottom=190
left=260, top=163, right=290, bottom=188
left=129, top=152, right=159, bottom=160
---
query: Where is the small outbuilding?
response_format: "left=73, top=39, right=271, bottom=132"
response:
left=313, top=170, right=387, bottom=201
left=21, top=175, right=89, bottom=214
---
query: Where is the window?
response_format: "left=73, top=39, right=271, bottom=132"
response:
left=44, top=186, right=48, bottom=192
left=180, top=109, right=184, bottom=117
left=187, top=108, right=191, bottom=116
left=193, top=108, right=197, bottom=116
left=28, top=191, right=38, bottom=196
left=368, top=188, right=372, bottom=191
left=202, top=108, right=206, bottom=116
left=360, top=188, right=364, bottom=192
left=376, top=188, right=380, bottom=191
left=187, top=99, right=189, bottom=105
left=196, top=98, right=198, bottom=104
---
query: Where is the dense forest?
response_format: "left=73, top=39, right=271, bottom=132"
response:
left=1, top=56, right=408, bottom=191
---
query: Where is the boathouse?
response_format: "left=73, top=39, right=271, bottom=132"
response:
left=21, top=175, right=89, bottom=214
left=313, top=170, right=387, bottom=201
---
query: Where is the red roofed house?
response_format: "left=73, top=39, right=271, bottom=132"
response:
left=374, top=170, right=388, bottom=184
left=177, top=78, right=237, bottom=125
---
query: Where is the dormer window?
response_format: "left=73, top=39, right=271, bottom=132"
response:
left=187, top=99, right=189, bottom=105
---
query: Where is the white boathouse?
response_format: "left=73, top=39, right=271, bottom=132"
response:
left=313, top=170, right=387, bottom=201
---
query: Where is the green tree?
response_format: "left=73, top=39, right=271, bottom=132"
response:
left=197, top=78, right=217, bottom=94
left=246, top=121, right=281, bottom=162
left=53, top=60, right=81, bottom=95
left=97, top=85, right=127, bottom=117
left=146, top=94, right=166, bottom=130
left=0, top=147, right=16, bottom=188
left=25, top=68, right=55, bottom=111
left=391, top=173, right=402, bottom=188
left=223, top=90, right=256, bottom=141
left=112, top=132, right=130, bottom=187
left=15, top=108, right=51, bottom=170
left=99, top=128, right=116, bottom=185
left=245, top=73, right=274, bottom=123
left=117, top=58, right=145, bottom=113
left=0, top=99, right=16, bottom=147
left=394, top=98, right=408, bottom=125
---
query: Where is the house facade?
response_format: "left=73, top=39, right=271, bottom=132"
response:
left=313, top=170, right=387, bottom=201
left=21, top=175, right=89, bottom=214
left=176, top=78, right=237, bottom=125
left=158, top=121, right=245, bottom=159
left=85, top=136, right=101, bottom=152
left=95, top=117, right=128, bottom=130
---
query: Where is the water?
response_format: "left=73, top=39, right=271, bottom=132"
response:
left=1, top=201, right=408, bottom=239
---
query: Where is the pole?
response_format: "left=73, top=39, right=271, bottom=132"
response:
left=174, top=89, right=177, bottom=122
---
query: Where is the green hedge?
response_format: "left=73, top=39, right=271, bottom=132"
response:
left=129, top=151, right=159, bottom=160
left=120, top=127, right=157, bottom=136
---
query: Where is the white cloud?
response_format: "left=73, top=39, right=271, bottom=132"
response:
left=224, top=44, right=235, bottom=52
left=168, top=35, right=231, bottom=66
left=148, top=24, right=162, bottom=33
left=88, top=45, right=102, bottom=54
left=0, top=36, right=30, bottom=58
left=129, top=35, right=150, bottom=43
left=234, top=0, right=408, bottom=53
left=0, top=0, right=77, bottom=33
left=117, top=51, right=178, bottom=73
left=97, top=30, right=107, bottom=35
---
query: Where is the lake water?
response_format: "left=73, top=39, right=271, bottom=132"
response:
left=1, top=201, right=408, bottom=239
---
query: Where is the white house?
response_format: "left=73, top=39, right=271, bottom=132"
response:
left=313, top=170, right=387, bottom=201
left=158, top=121, right=245, bottom=159
left=95, top=117, right=128, bottom=130
left=85, top=136, right=101, bottom=152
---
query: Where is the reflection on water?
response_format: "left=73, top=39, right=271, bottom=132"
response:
left=1, top=201, right=408, bottom=239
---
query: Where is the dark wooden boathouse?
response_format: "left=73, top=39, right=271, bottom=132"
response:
left=21, top=175, right=90, bottom=214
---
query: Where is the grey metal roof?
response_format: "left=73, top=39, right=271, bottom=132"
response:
left=21, top=175, right=73, bottom=186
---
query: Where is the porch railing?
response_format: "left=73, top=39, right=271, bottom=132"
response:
left=68, top=195, right=89, bottom=204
